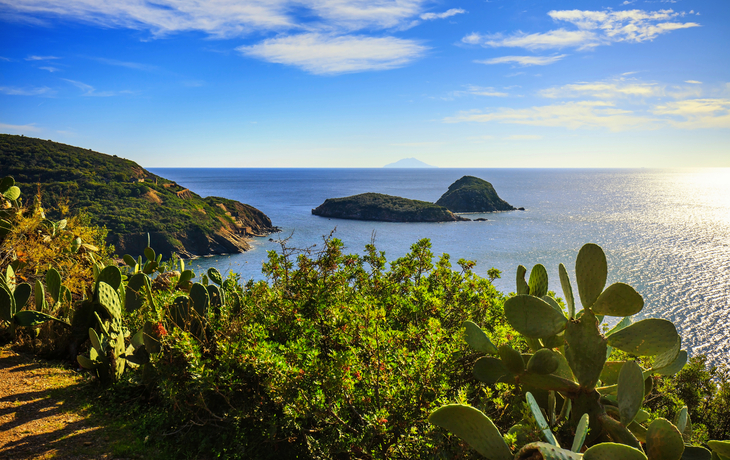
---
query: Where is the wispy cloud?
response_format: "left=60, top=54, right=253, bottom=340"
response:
left=685, top=80, right=702, bottom=84
left=39, top=66, right=59, bottom=72
left=92, top=57, right=158, bottom=72
left=476, top=54, right=568, bottom=66
left=1, top=0, right=427, bottom=37
left=0, top=85, right=53, bottom=96
left=463, top=9, right=699, bottom=51
left=237, top=33, right=427, bottom=75
left=653, top=99, right=730, bottom=129
left=0, top=122, right=41, bottom=133
left=439, top=85, right=510, bottom=100
left=0, top=56, right=11, bottom=61
left=540, top=80, right=663, bottom=99
left=420, top=8, right=465, bottom=21
left=62, top=78, right=132, bottom=97
left=444, top=101, right=659, bottom=131
left=25, top=55, right=60, bottom=60
left=2, top=0, right=433, bottom=74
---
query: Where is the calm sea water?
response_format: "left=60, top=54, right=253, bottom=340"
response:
left=149, top=168, right=730, bottom=368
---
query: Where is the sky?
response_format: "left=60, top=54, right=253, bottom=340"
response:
left=1, top=0, right=729, bottom=168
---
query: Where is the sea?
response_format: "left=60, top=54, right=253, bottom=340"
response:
left=149, top=168, right=730, bottom=369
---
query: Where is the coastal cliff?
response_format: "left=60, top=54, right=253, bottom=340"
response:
left=312, top=193, right=468, bottom=222
left=0, top=134, right=278, bottom=258
left=436, top=176, right=515, bottom=212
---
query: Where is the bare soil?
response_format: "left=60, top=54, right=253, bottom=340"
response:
left=0, top=345, right=143, bottom=459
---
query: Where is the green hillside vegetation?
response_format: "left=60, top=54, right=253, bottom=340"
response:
left=312, top=192, right=468, bottom=222
left=0, top=134, right=276, bottom=257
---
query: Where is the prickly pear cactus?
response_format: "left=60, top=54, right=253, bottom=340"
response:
left=428, top=243, right=704, bottom=459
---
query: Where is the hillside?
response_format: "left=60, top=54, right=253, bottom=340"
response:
left=311, top=192, right=468, bottom=222
left=0, top=134, right=278, bottom=257
left=436, top=175, right=516, bottom=212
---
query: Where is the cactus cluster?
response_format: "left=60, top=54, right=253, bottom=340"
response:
left=429, top=243, right=729, bottom=459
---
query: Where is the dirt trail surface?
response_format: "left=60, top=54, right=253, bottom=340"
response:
left=0, top=346, right=127, bottom=459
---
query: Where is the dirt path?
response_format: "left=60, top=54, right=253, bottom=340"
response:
left=0, top=345, right=141, bottom=459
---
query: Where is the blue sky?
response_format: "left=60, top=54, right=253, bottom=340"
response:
left=1, top=0, right=728, bottom=167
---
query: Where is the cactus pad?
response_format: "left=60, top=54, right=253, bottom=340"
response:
left=0, top=285, right=15, bottom=322
left=516, top=265, right=529, bottom=295
left=97, top=266, right=123, bottom=291
left=572, top=413, right=590, bottom=453
left=607, top=319, right=679, bottom=356
left=499, top=344, right=525, bottom=375
left=13, top=310, right=69, bottom=327
left=583, top=442, right=647, bottom=460
left=575, top=243, right=607, bottom=310
left=428, top=404, right=512, bottom=460
left=515, top=442, right=582, bottom=460
left=46, top=268, right=62, bottom=303
left=463, top=320, right=498, bottom=355
left=708, top=441, right=730, bottom=457
left=591, top=283, right=644, bottom=317
left=559, top=263, right=575, bottom=318
left=647, top=418, right=684, bottom=460
left=617, top=360, right=644, bottom=426
left=13, top=283, right=31, bottom=311
left=528, top=264, right=549, bottom=297
left=681, top=446, right=712, bottom=460
left=505, top=295, right=568, bottom=338
left=527, top=349, right=560, bottom=375
left=564, top=310, right=607, bottom=389
left=527, top=391, right=560, bottom=447
left=473, top=357, right=515, bottom=384
left=125, top=273, right=149, bottom=313
left=207, top=267, right=223, bottom=285
left=97, top=281, right=121, bottom=319
left=190, top=282, right=209, bottom=317
left=34, top=280, right=46, bottom=310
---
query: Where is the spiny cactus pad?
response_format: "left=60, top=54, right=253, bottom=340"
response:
left=607, top=318, right=679, bottom=356
left=473, top=356, right=515, bottom=384
left=504, top=295, right=568, bottom=338
left=528, top=264, right=549, bottom=297
left=617, top=360, right=644, bottom=426
left=647, top=418, right=684, bottom=460
left=516, top=265, right=529, bottom=295
left=572, top=413, right=590, bottom=453
left=46, top=268, right=61, bottom=303
left=13, top=283, right=31, bottom=311
left=583, top=442, right=647, bottom=460
left=97, top=281, right=121, bottom=319
left=564, top=311, right=607, bottom=389
left=591, top=282, right=643, bottom=317
left=428, top=404, right=512, bottom=460
left=97, top=266, right=123, bottom=291
left=575, top=243, right=607, bottom=310
left=516, top=442, right=582, bottom=460
left=527, top=348, right=560, bottom=375
left=499, top=344, right=525, bottom=375
left=559, top=263, right=575, bottom=318
left=463, top=320, right=498, bottom=355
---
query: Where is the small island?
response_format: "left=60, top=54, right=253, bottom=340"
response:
left=311, top=193, right=468, bottom=222
left=436, top=176, right=516, bottom=212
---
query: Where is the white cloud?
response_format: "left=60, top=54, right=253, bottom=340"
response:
left=464, top=29, right=599, bottom=50
left=1, top=0, right=427, bottom=37
left=2, top=0, right=433, bottom=74
left=444, top=101, right=659, bottom=131
left=420, top=8, right=465, bottom=21
left=685, top=80, right=702, bottom=84
left=0, top=122, right=41, bottom=133
left=653, top=99, right=730, bottom=128
left=476, top=54, right=568, bottom=66
left=237, top=33, right=426, bottom=74
left=463, top=8, right=699, bottom=51
left=0, top=85, right=53, bottom=96
left=25, top=55, right=60, bottom=60
left=39, top=66, right=59, bottom=72
left=540, top=80, right=663, bottom=99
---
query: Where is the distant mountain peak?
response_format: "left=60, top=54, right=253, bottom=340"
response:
left=383, top=158, right=437, bottom=168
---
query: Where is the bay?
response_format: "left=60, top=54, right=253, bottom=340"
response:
left=150, top=167, right=730, bottom=368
